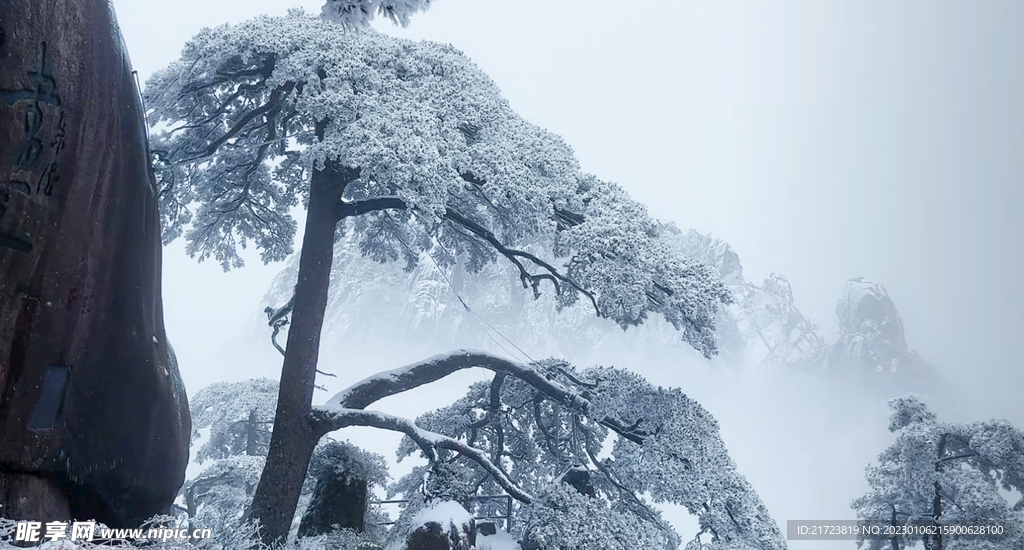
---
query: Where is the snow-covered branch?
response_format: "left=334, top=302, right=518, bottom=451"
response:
left=336, top=196, right=408, bottom=218
left=443, top=207, right=602, bottom=314
left=329, top=190, right=604, bottom=314
left=320, top=0, right=435, bottom=28
left=309, top=406, right=533, bottom=503
left=319, top=350, right=583, bottom=412
left=315, top=350, right=659, bottom=450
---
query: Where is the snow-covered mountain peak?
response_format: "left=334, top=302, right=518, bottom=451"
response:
left=827, top=278, right=939, bottom=391
left=835, top=278, right=906, bottom=346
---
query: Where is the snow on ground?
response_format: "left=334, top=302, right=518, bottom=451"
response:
left=411, top=500, right=473, bottom=529
left=477, top=530, right=522, bottom=550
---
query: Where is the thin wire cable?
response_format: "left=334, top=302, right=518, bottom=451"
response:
left=429, top=238, right=536, bottom=365
left=427, top=250, right=535, bottom=365
left=381, top=212, right=536, bottom=365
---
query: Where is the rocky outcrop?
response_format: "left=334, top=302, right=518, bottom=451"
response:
left=0, top=0, right=190, bottom=527
left=672, top=228, right=826, bottom=372
left=558, top=466, right=596, bottom=498
left=299, top=456, right=368, bottom=536
left=402, top=501, right=476, bottom=550
left=827, top=278, right=939, bottom=390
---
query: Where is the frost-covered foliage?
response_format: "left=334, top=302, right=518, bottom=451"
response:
left=179, top=455, right=265, bottom=548
left=386, top=359, right=786, bottom=549
left=145, top=11, right=730, bottom=357
left=521, top=484, right=674, bottom=550
left=190, top=378, right=278, bottom=462
left=290, top=528, right=384, bottom=550
left=852, top=395, right=1024, bottom=549
left=306, top=440, right=390, bottom=490
left=320, top=0, right=434, bottom=27
left=180, top=380, right=277, bottom=546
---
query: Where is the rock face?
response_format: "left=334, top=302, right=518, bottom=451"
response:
left=558, top=466, right=595, bottom=498
left=0, top=0, right=190, bottom=527
left=827, top=278, right=939, bottom=390
left=298, top=465, right=368, bottom=536
left=403, top=501, right=476, bottom=550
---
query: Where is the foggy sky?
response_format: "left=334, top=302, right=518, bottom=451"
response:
left=114, top=0, right=1022, bottom=424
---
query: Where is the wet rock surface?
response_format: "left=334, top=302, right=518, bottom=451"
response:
left=559, top=465, right=596, bottom=498
left=0, top=0, right=190, bottom=527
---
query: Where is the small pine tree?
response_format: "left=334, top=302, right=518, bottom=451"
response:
left=852, top=395, right=1024, bottom=550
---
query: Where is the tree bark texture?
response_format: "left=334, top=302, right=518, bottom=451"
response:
left=0, top=0, right=190, bottom=527
left=247, top=159, right=350, bottom=546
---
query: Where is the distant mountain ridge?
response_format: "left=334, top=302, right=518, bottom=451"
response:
left=263, top=221, right=940, bottom=391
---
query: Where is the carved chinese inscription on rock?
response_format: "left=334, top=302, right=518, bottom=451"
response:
left=0, top=0, right=190, bottom=528
left=0, top=38, right=67, bottom=253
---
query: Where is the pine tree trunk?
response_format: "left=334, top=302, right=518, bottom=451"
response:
left=932, top=480, right=943, bottom=550
left=247, top=409, right=260, bottom=456
left=932, top=434, right=946, bottom=550
left=890, top=505, right=899, bottom=550
left=246, top=157, right=349, bottom=547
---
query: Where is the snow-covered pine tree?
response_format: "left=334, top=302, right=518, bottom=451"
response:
left=180, top=379, right=278, bottom=545
left=851, top=395, right=1024, bottom=550
left=190, top=378, right=278, bottom=462
left=145, top=11, right=731, bottom=544
left=317, top=0, right=435, bottom=27
left=316, top=355, right=786, bottom=550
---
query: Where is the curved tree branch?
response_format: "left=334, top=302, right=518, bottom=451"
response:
left=309, top=406, right=533, bottom=503
left=318, top=350, right=586, bottom=415
left=327, top=193, right=603, bottom=316
left=443, top=208, right=601, bottom=315
left=313, top=350, right=651, bottom=455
